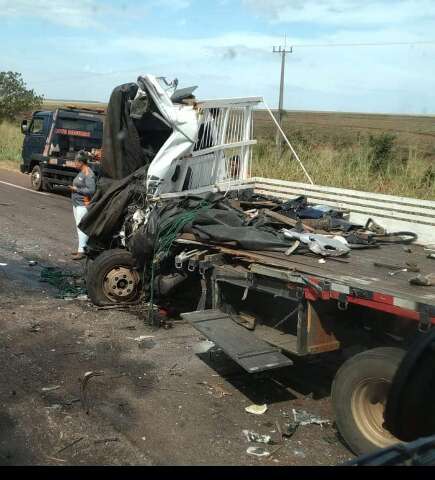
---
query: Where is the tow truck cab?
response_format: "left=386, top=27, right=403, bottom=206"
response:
left=20, top=107, right=104, bottom=191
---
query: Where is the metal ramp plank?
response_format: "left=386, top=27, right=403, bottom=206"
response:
left=182, top=309, right=293, bottom=373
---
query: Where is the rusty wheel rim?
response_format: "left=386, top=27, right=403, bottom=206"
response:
left=102, top=266, right=139, bottom=302
left=351, top=377, right=398, bottom=448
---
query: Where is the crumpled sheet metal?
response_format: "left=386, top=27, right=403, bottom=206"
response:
left=282, top=229, right=350, bottom=257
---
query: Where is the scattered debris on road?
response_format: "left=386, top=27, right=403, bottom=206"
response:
left=245, top=404, right=268, bottom=415
left=282, top=421, right=299, bottom=438
left=246, top=446, right=271, bottom=457
left=193, top=340, right=215, bottom=354
left=41, top=385, right=61, bottom=392
left=40, top=266, right=86, bottom=299
left=292, top=409, right=331, bottom=427
left=409, top=273, right=434, bottom=286
left=242, top=430, right=272, bottom=444
left=29, top=322, right=42, bottom=333
left=80, top=371, right=104, bottom=414
left=94, top=438, right=120, bottom=445
left=56, top=437, right=84, bottom=455
left=197, top=380, right=232, bottom=398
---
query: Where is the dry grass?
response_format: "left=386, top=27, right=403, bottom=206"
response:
left=252, top=110, right=435, bottom=200
left=252, top=139, right=435, bottom=200
left=0, top=121, right=23, bottom=170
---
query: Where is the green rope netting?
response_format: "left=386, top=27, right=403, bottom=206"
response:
left=40, top=267, right=87, bottom=299
left=147, top=200, right=210, bottom=324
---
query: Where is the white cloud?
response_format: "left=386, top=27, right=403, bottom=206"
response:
left=0, top=0, right=103, bottom=28
left=153, top=0, right=190, bottom=9
left=242, top=0, right=435, bottom=26
left=5, top=1, right=435, bottom=113
left=98, top=28, right=435, bottom=113
left=0, top=0, right=190, bottom=29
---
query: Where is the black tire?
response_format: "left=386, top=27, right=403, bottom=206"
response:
left=84, top=256, right=94, bottom=278
left=86, top=249, right=141, bottom=306
left=385, top=329, right=435, bottom=441
left=30, top=164, right=43, bottom=191
left=332, top=346, right=406, bottom=455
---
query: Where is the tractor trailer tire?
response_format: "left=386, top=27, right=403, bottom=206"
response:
left=332, top=346, right=406, bottom=455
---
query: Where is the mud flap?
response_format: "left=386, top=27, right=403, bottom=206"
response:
left=182, top=309, right=293, bottom=373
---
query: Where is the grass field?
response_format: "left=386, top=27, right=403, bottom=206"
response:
left=1, top=101, right=434, bottom=199
left=0, top=121, right=24, bottom=171
left=251, top=110, right=435, bottom=199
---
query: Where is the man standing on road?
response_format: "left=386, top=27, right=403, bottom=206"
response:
left=69, top=150, right=96, bottom=260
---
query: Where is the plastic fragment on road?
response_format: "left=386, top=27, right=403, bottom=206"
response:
left=247, top=446, right=270, bottom=457
left=243, top=430, right=272, bottom=444
left=198, top=380, right=232, bottom=398
left=245, top=404, right=268, bottom=415
left=80, top=371, right=104, bottom=414
left=131, top=335, right=154, bottom=342
left=292, top=408, right=331, bottom=426
left=41, top=385, right=61, bottom=392
left=409, top=274, right=433, bottom=287
left=0, top=263, right=7, bottom=266
left=282, top=421, right=299, bottom=438
left=293, top=449, right=306, bottom=458
left=193, top=340, right=215, bottom=354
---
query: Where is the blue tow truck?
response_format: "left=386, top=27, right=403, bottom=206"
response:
left=20, top=106, right=104, bottom=191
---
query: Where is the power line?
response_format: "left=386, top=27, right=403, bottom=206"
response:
left=28, top=40, right=435, bottom=87
left=291, top=40, right=435, bottom=48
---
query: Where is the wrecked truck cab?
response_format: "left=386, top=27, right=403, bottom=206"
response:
left=138, top=74, right=261, bottom=195
left=139, top=75, right=200, bottom=195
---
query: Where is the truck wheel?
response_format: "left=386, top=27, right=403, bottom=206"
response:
left=30, top=165, right=43, bottom=191
left=86, top=249, right=141, bottom=306
left=332, top=347, right=405, bottom=455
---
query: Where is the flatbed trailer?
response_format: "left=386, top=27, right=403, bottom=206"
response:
left=159, top=179, right=435, bottom=456
left=171, top=235, right=434, bottom=456
left=177, top=238, right=435, bottom=356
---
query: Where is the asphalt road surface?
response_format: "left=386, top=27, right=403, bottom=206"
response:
left=0, top=168, right=353, bottom=466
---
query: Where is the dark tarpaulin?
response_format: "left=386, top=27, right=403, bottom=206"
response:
left=129, top=193, right=292, bottom=268
left=79, top=81, right=159, bottom=248
left=100, top=82, right=147, bottom=180
left=79, top=167, right=147, bottom=250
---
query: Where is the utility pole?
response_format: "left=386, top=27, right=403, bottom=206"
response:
left=272, top=43, right=293, bottom=157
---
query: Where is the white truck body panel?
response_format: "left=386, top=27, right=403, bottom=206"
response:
left=142, top=74, right=261, bottom=195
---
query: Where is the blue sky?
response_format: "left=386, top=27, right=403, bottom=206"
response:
left=1, top=0, right=435, bottom=114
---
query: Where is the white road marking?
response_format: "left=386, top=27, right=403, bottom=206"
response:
left=0, top=180, right=51, bottom=196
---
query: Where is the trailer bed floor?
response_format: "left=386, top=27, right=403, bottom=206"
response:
left=249, top=244, right=435, bottom=306
left=177, top=236, right=435, bottom=307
